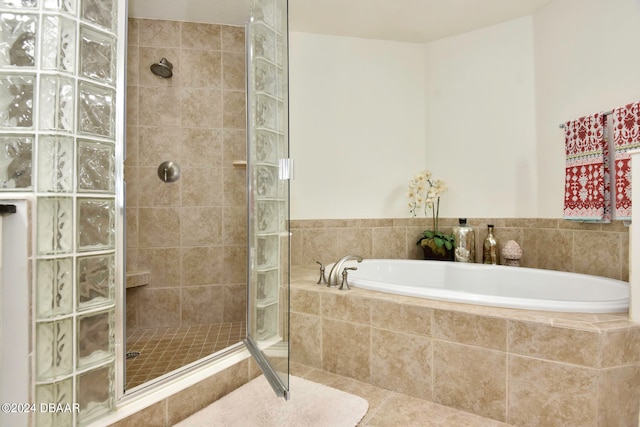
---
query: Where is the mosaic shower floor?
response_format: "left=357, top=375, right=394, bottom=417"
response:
left=125, top=322, right=246, bottom=390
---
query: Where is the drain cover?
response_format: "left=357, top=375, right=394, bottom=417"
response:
left=126, top=351, right=140, bottom=359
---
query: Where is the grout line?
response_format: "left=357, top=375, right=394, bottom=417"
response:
left=359, top=389, right=394, bottom=426
left=125, top=321, right=245, bottom=389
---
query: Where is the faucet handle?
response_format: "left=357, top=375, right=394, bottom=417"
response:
left=316, top=261, right=327, bottom=285
left=339, top=267, right=357, bottom=291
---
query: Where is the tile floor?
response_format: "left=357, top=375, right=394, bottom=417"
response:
left=291, top=363, right=512, bottom=427
left=125, top=322, right=246, bottom=390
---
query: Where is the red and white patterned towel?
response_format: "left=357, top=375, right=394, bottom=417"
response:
left=612, top=101, right=639, bottom=221
left=563, top=113, right=611, bottom=222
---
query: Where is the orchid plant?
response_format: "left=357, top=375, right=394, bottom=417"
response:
left=407, top=170, right=454, bottom=253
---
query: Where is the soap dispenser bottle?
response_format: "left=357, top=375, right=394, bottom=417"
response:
left=483, top=224, right=499, bottom=265
left=453, top=218, right=475, bottom=262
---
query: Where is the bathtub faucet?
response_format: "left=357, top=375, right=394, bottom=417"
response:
left=327, top=255, right=363, bottom=287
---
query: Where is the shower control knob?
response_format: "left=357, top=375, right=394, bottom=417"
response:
left=158, top=161, right=180, bottom=183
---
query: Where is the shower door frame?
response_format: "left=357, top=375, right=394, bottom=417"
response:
left=116, top=0, right=290, bottom=404
left=243, top=0, right=291, bottom=399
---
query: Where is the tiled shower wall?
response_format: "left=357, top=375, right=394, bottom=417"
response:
left=291, top=217, right=630, bottom=281
left=125, top=19, right=247, bottom=330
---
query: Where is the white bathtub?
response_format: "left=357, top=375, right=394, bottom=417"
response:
left=344, top=259, right=629, bottom=313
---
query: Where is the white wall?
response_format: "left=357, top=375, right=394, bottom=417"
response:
left=423, top=16, right=537, bottom=218
left=289, top=0, right=640, bottom=220
left=289, top=33, right=427, bottom=219
left=0, top=200, right=29, bottom=427
left=533, top=0, right=640, bottom=217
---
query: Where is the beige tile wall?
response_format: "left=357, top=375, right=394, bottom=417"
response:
left=290, top=267, right=640, bottom=427
left=291, top=217, right=630, bottom=281
left=125, top=18, right=247, bottom=330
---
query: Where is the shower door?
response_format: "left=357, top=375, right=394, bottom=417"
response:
left=244, top=0, right=291, bottom=398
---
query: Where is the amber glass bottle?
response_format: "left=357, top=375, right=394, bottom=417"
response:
left=483, top=224, right=498, bottom=265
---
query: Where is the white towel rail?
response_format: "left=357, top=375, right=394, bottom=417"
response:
left=558, top=109, right=613, bottom=128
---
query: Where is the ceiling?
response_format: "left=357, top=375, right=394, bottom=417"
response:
left=129, top=0, right=553, bottom=42
left=128, top=0, right=251, bottom=26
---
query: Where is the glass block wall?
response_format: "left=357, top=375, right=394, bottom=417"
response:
left=247, top=0, right=290, bottom=391
left=0, top=0, right=122, bottom=424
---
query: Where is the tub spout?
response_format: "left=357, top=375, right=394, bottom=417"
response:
left=327, top=255, right=363, bottom=287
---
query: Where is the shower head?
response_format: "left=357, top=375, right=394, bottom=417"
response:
left=150, top=58, right=173, bottom=78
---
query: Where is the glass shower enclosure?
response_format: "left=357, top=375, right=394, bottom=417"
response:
left=244, top=0, right=291, bottom=399
left=0, top=0, right=291, bottom=422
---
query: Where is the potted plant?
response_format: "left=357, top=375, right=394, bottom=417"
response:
left=407, top=170, right=454, bottom=261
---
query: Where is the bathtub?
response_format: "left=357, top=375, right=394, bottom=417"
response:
left=344, top=259, right=629, bottom=313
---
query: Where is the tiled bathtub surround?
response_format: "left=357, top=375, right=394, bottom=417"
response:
left=290, top=266, right=640, bottom=427
left=291, top=217, right=630, bottom=281
left=125, top=18, right=247, bottom=330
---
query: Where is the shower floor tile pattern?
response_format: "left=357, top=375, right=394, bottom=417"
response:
left=125, top=322, right=246, bottom=390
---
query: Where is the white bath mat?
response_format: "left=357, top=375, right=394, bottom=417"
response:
left=173, top=375, right=369, bottom=427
